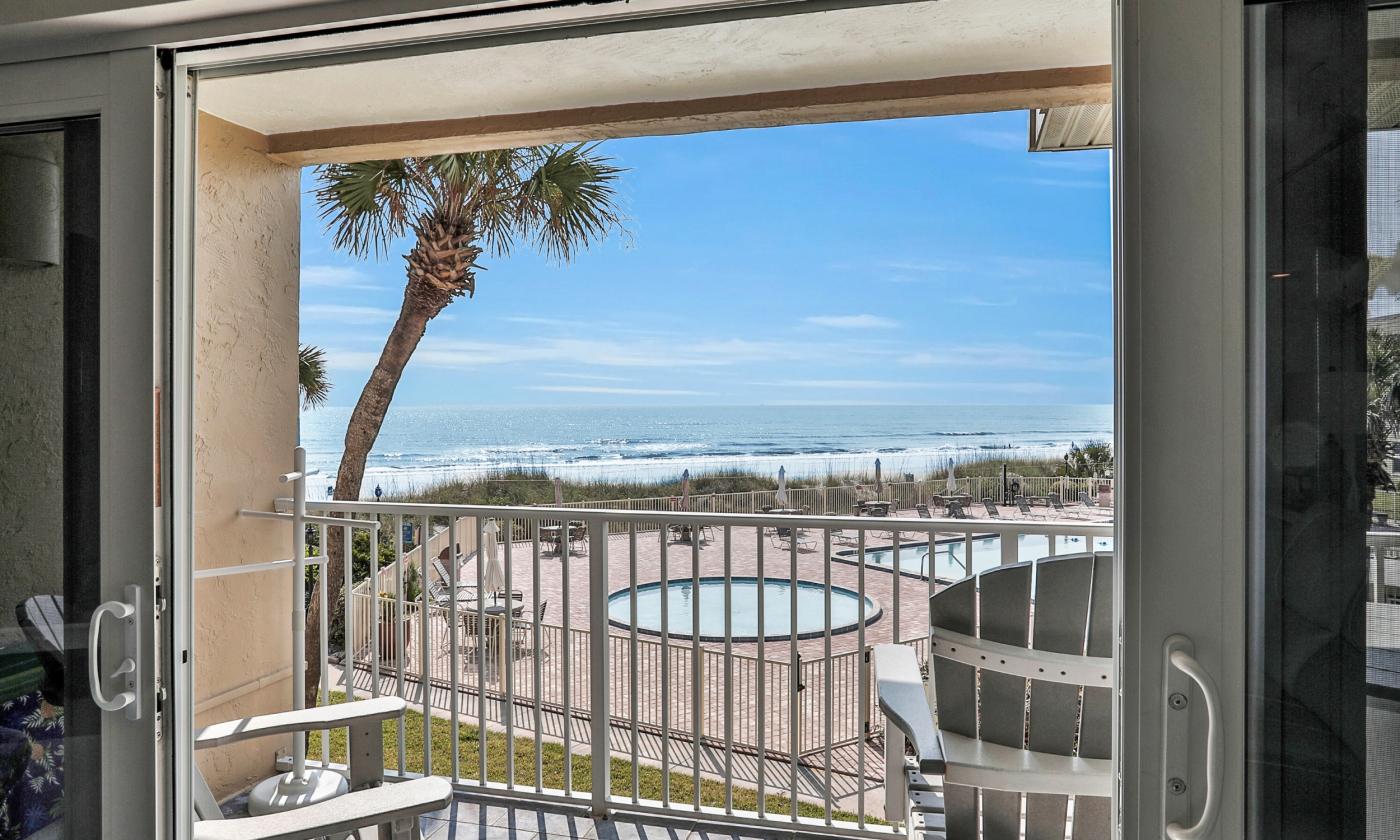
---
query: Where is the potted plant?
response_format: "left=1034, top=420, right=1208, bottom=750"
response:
left=378, top=564, right=422, bottom=665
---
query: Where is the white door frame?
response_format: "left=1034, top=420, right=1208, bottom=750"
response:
left=0, top=49, right=169, bottom=839
left=1114, top=0, right=1247, bottom=838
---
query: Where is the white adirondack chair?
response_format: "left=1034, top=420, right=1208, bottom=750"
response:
left=192, top=696, right=451, bottom=840
left=874, top=551, right=1114, bottom=840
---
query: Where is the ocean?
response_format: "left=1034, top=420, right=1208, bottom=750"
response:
left=298, top=404, right=1113, bottom=498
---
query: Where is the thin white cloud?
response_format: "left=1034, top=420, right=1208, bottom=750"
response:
left=300, top=265, right=380, bottom=290
left=322, top=335, right=808, bottom=372
left=753, top=378, right=1062, bottom=395
left=951, top=295, right=1017, bottom=307
left=803, top=314, right=900, bottom=329
left=958, top=128, right=1026, bottom=151
left=897, top=343, right=1110, bottom=373
left=1035, top=329, right=1106, bottom=342
left=540, top=372, right=633, bottom=382
left=303, top=304, right=398, bottom=324
left=522, top=385, right=711, bottom=396
left=878, top=259, right=967, bottom=274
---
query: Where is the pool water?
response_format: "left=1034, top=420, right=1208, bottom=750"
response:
left=607, top=576, right=880, bottom=641
left=836, top=534, right=1114, bottom=581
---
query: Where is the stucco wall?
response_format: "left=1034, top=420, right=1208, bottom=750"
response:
left=0, top=132, right=63, bottom=642
left=193, top=113, right=300, bottom=798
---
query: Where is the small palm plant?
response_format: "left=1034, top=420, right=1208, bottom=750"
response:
left=298, top=344, right=332, bottom=409
left=304, top=147, right=625, bottom=702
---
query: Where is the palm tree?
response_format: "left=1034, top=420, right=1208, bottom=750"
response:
left=298, top=344, right=332, bottom=409
left=304, top=147, right=625, bottom=702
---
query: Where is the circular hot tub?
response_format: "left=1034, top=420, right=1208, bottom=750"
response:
left=607, top=576, right=880, bottom=642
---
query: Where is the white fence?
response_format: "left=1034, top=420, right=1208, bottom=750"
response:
left=308, top=499, right=1112, bottom=834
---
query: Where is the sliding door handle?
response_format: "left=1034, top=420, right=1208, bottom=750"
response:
left=1162, top=634, right=1221, bottom=840
left=88, top=584, right=142, bottom=720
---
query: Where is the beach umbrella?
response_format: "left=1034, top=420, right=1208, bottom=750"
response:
left=946, top=458, right=957, bottom=495
left=776, top=466, right=789, bottom=507
left=680, top=469, right=691, bottom=511
left=553, top=477, right=564, bottom=506
left=482, top=518, right=505, bottom=597
left=875, top=458, right=883, bottom=496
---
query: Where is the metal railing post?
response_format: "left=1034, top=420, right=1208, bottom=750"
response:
left=588, top=518, right=610, bottom=818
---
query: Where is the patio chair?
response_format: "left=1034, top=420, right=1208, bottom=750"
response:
left=567, top=521, right=589, bottom=553
left=945, top=500, right=970, bottom=520
left=929, top=495, right=947, bottom=514
left=193, top=696, right=452, bottom=840
left=1048, top=494, right=1080, bottom=519
left=915, top=504, right=933, bottom=519
left=1079, top=491, right=1098, bottom=509
left=428, top=556, right=475, bottom=609
left=513, top=600, right=549, bottom=656
left=980, top=497, right=1002, bottom=518
left=824, top=512, right=857, bottom=545
left=769, top=525, right=817, bottom=551
left=1015, top=495, right=1045, bottom=520
left=874, top=551, right=1114, bottom=840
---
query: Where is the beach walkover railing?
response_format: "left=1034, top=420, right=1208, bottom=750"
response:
left=292, top=499, right=1112, bottom=836
left=546, top=475, right=1112, bottom=534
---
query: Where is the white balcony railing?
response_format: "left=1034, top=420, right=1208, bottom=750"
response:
left=295, top=499, right=1113, bottom=836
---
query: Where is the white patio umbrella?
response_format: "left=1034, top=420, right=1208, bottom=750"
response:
left=776, top=466, right=789, bottom=507
left=875, top=458, right=883, bottom=496
left=680, top=469, right=691, bottom=511
left=945, top=458, right=958, bottom=495
left=481, top=518, right=505, bottom=598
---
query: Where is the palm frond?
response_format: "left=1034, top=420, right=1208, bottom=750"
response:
left=518, top=143, right=626, bottom=262
left=298, top=344, right=333, bottom=409
left=313, top=159, right=418, bottom=259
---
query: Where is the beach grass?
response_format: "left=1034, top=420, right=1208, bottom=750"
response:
left=306, top=691, right=877, bottom=824
left=391, top=457, right=1068, bottom=507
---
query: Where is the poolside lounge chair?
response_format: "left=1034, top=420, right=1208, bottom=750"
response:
left=1048, top=494, right=1080, bottom=519
left=874, top=551, right=1114, bottom=840
left=916, top=503, right=933, bottom=519
left=1015, top=495, right=1046, bottom=520
left=193, top=696, right=452, bottom=839
left=769, top=525, right=817, bottom=551
left=1079, top=491, right=1098, bottom=509
left=981, top=497, right=1003, bottom=518
left=429, top=556, right=475, bottom=609
left=826, top=513, right=857, bottom=545
left=946, top=500, right=970, bottom=520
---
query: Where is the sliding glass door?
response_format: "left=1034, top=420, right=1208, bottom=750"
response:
left=0, top=53, right=166, bottom=840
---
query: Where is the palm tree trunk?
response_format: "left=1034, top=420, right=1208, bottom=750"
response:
left=304, top=298, right=434, bottom=704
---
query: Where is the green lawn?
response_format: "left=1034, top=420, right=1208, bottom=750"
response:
left=306, top=693, right=876, bottom=824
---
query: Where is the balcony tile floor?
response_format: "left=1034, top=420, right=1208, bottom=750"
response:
left=419, top=795, right=796, bottom=840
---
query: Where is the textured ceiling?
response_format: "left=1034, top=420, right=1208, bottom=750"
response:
left=200, top=0, right=1111, bottom=135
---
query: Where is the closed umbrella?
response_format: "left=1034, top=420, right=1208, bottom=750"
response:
left=680, top=469, right=691, bottom=511
left=776, top=466, right=789, bottom=507
left=945, top=458, right=957, bottom=495
left=482, top=519, right=505, bottom=598
left=875, top=458, right=883, bottom=496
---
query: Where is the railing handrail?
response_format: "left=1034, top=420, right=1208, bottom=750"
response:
left=296, top=497, right=1115, bottom=535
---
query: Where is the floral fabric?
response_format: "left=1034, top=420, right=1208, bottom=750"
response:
left=0, top=691, right=62, bottom=840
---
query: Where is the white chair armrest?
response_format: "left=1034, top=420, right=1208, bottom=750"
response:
left=192, top=777, right=452, bottom=840
left=872, top=644, right=944, bottom=773
left=194, top=697, right=406, bottom=750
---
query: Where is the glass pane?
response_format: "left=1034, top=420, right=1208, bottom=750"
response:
left=1369, top=8, right=1400, bottom=836
left=0, top=122, right=100, bottom=839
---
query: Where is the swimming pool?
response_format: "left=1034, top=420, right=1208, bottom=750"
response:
left=834, top=534, right=1114, bottom=581
left=607, top=577, right=881, bottom=642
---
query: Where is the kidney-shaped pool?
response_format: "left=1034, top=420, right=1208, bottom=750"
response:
left=607, top=576, right=881, bottom=642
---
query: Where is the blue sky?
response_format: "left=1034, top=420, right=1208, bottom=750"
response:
left=298, top=109, right=1111, bottom=407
